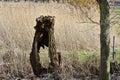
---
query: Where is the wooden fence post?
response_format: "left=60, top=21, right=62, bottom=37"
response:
left=112, top=36, right=116, bottom=61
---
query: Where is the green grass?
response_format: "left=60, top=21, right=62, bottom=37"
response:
left=0, top=50, right=119, bottom=79
left=62, top=50, right=120, bottom=64
left=115, top=48, right=120, bottom=63
left=78, top=51, right=99, bottom=63
left=114, top=9, right=120, bottom=15
left=0, top=51, right=6, bottom=57
left=0, top=49, right=119, bottom=64
left=60, top=51, right=99, bottom=63
left=112, top=9, right=120, bottom=35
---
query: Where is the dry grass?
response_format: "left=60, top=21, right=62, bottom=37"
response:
left=0, top=2, right=101, bottom=52
left=0, top=2, right=120, bottom=80
left=0, top=52, right=32, bottom=79
left=0, top=51, right=100, bottom=80
left=0, top=2, right=119, bottom=52
left=0, top=2, right=100, bottom=79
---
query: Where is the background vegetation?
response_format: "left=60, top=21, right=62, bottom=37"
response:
left=0, top=1, right=120, bottom=79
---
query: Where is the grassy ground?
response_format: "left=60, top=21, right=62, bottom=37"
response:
left=0, top=50, right=119, bottom=79
left=115, top=48, right=120, bottom=63
left=111, top=8, right=120, bottom=35
left=0, top=49, right=120, bottom=80
left=0, top=49, right=119, bottom=79
left=0, top=50, right=100, bottom=79
left=114, top=9, right=120, bottom=15
left=113, top=8, right=120, bottom=63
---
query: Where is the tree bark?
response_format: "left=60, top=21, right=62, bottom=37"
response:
left=48, top=19, right=60, bottom=72
left=30, top=32, right=41, bottom=76
left=96, top=0, right=110, bottom=80
left=30, top=16, right=61, bottom=76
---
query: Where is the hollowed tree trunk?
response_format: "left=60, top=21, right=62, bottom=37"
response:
left=30, top=16, right=61, bottom=76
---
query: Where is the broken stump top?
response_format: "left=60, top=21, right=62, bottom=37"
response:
left=36, top=15, right=55, bottom=23
left=35, top=16, right=55, bottom=31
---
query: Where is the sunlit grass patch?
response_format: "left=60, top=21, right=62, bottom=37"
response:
left=115, top=48, right=120, bottom=63
left=114, top=9, right=120, bottom=15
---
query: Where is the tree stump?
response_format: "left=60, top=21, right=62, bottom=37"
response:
left=30, top=16, right=61, bottom=77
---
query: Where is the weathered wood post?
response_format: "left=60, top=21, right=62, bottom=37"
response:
left=48, top=17, right=60, bottom=72
left=43, top=16, right=61, bottom=72
left=30, top=16, right=48, bottom=76
left=30, top=32, right=42, bottom=76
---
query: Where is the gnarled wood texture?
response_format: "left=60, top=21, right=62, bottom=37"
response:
left=30, top=16, right=61, bottom=77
